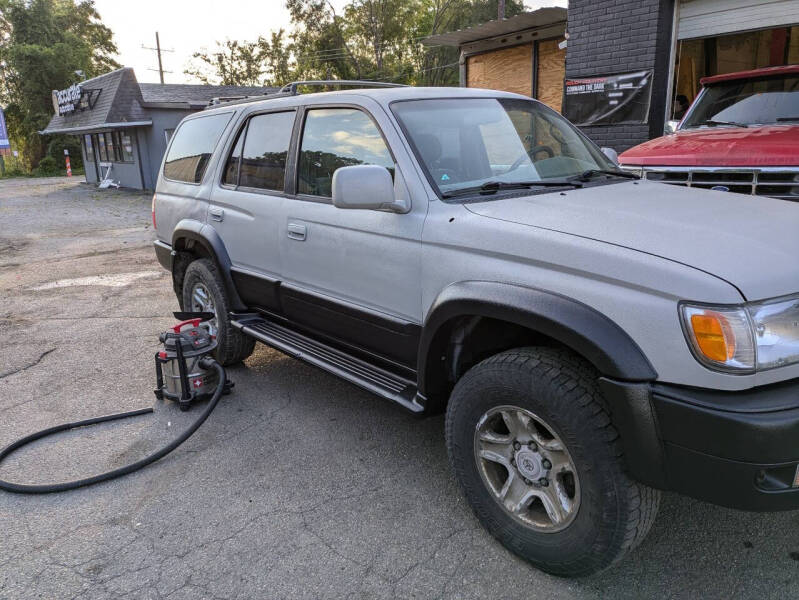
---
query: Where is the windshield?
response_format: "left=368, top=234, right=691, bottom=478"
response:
left=682, top=75, right=799, bottom=128
left=391, top=98, right=617, bottom=198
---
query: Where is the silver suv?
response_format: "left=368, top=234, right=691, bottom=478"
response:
left=153, top=82, right=799, bottom=576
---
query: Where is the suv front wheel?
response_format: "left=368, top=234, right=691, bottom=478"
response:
left=445, top=347, right=660, bottom=577
left=181, top=258, right=255, bottom=366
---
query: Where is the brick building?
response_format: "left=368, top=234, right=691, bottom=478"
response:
left=427, top=1, right=799, bottom=151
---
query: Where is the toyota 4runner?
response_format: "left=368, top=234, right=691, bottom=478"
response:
left=153, top=81, right=799, bottom=577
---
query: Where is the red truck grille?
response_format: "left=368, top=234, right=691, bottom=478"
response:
left=640, top=167, right=799, bottom=202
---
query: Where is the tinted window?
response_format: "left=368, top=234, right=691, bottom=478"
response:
left=298, top=108, right=393, bottom=197
left=239, top=112, right=294, bottom=190
left=164, top=113, right=232, bottom=183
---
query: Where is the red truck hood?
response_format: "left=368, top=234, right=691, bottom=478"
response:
left=619, top=125, right=799, bottom=167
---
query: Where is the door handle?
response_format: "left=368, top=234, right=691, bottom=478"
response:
left=209, top=207, right=224, bottom=222
left=287, top=223, right=307, bottom=241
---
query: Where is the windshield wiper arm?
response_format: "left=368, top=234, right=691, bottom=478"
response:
left=571, top=169, right=640, bottom=182
left=700, top=119, right=749, bottom=128
left=442, top=180, right=582, bottom=199
left=776, top=116, right=799, bottom=122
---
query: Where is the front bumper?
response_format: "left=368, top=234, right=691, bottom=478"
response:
left=602, top=377, right=799, bottom=511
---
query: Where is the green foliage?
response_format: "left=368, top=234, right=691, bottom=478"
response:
left=0, top=0, right=119, bottom=168
left=33, top=154, right=60, bottom=175
left=46, top=134, right=83, bottom=170
left=186, top=0, right=526, bottom=87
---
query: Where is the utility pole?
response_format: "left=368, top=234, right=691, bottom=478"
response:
left=142, top=32, right=173, bottom=84
left=498, top=0, right=505, bottom=20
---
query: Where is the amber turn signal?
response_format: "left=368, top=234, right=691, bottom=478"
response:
left=690, top=312, right=735, bottom=362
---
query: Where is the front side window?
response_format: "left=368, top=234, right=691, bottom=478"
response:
left=298, top=108, right=394, bottom=197
left=682, top=75, right=799, bottom=128
left=392, top=98, right=615, bottom=199
left=84, top=135, right=94, bottom=162
left=164, top=112, right=232, bottom=183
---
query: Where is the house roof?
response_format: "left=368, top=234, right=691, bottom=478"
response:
left=41, top=68, right=277, bottom=135
left=423, top=7, right=567, bottom=47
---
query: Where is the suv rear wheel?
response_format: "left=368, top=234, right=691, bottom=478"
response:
left=445, top=347, right=660, bottom=577
left=181, top=258, right=255, bottom=366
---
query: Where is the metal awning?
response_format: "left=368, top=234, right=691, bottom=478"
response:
left=423, top=7, right=567, bottom=47
left=40, top=120, right=152, bottom=135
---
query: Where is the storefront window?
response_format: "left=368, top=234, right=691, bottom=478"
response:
left=84, top=135, right=94, bottom=162
left=118, top=132, right=135, bottom=162
left=96, top=133, right=108, bottom=162
left=672, top=26, right=799, bottom=120
left=104, top=132, right=117, bottom=162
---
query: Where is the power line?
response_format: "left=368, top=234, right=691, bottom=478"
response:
left=142, top=32, right=174, bottom=84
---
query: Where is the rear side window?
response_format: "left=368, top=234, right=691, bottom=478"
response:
left=164, top=113, right=232, bottom=183
left=297, top=108, right=393, bottom=197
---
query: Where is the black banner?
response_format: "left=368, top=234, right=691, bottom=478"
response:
left=563, top=70, right=653, bottom=126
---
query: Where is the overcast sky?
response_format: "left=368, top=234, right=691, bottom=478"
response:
left=93, top=0, right=567, bottom=84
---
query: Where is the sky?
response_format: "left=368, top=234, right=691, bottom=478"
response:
left=93, top=0, right=567, bottom=85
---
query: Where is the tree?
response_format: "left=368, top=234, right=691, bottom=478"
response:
left=0, top=0, right=119, bottom=168
left=186, top=39, right=266, bottom=86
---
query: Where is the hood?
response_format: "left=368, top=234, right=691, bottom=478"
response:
left=464, top=181, right=799, bottom=301
left=619, top=125, right=799, bottom=167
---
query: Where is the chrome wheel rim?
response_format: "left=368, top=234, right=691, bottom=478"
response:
left=190, top=282, right=217, bottom=337
left=474, top=405, right=580, bottom=532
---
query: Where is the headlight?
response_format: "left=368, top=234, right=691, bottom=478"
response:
left=681, top=294, right=799, bottom=373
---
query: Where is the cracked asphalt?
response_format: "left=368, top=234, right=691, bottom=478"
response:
left=2, top=177, right=799, bottom=599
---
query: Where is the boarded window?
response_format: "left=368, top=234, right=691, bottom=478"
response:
left=537, top=39, right=566, bottom=112
left=467, top=44, right=533, bottom=97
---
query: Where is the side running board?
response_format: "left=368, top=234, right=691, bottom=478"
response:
left=231, top=314, right=423, bottom=413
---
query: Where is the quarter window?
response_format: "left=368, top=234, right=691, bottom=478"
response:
left=297, top=108, right=393, bottom=198
left=164, top=113, right=232, bottom=184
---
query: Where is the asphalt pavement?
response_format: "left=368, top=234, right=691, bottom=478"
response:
left=1, top=177, right=798, bottom=599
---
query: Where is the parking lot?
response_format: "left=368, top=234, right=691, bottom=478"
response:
left=0, top=177, right=798, bottom=599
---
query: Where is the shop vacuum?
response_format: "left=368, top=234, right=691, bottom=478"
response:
left=0, top=313, right=233, bottom=494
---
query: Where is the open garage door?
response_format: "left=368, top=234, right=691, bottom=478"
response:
left=679, top=0, right=799, bottom=40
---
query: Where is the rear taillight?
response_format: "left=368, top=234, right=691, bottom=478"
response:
left=151, top=194, right=157, bottom=229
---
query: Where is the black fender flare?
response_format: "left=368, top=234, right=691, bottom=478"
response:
left=171, top=220, right=246, bottom=311
left=418, top=281, right=656, bottom=398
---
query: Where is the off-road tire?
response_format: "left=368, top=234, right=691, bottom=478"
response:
left=445, top=346, right=660, bottom=577
left=181, top=258, right=255, bottom=366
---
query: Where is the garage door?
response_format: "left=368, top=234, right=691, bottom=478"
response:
left=679, top=0, right=799, bottom=40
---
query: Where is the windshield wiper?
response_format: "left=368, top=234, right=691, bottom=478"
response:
left=776, top=116, right=799, bottom=122
left=700, top=119, right=749, bottom=128
left=442, top=180, right=582, bottom=199
left=571, top=169, right=640, bottom=182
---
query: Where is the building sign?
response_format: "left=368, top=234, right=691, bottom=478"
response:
left=51, top=83, right=101, bottom=116
left=53, top=83, right=83, bottom=115
left=0, top=108, right=9, bottom=149
left=563, top=70, right=653, bottom=126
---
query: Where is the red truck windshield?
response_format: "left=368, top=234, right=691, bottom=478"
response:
left=682, top=75, right=799, bottom=128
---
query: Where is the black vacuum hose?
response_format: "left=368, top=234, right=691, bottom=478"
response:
left=0, top=358, right=225, bottom=494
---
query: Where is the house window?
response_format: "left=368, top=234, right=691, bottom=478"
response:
left=95, top=133, right=108, bottom=162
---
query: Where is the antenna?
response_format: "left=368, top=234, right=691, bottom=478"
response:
left=142, top=32, right=174, bottom=84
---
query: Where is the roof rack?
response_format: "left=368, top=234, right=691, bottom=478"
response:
left=206, top=80, right=408, bottom=109
left=279, top=80, right=408, bottom=95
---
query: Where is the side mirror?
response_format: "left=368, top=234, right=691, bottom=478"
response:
left=332, top=165, right=409, bottom=213
left=600, top=147, right=619, bottom=165
left=665, top=120, right=680, bottom=134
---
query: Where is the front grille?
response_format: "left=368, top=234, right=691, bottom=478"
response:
left=641, top=167, right=799, bottom=201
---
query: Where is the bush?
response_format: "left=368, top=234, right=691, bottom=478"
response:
left=46, top=135, right=83, bottom=171
left=34, top=155, right=61, bottom=176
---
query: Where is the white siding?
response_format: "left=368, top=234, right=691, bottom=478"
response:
left=678, top=0, right=799, bottom=40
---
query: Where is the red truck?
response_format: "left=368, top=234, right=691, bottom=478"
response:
left=619, top=65, right=799, bottom=201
